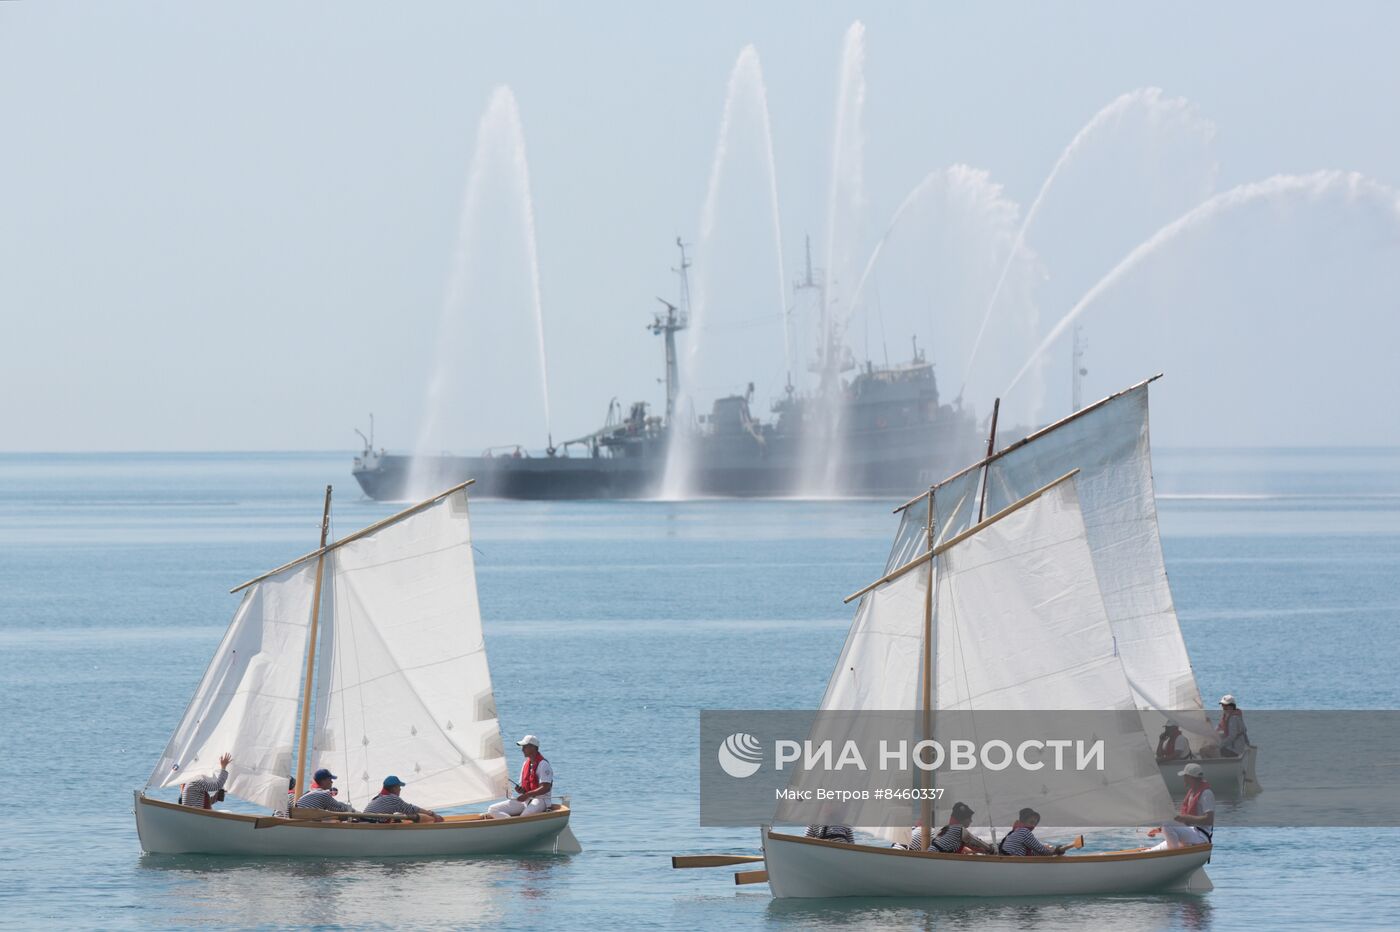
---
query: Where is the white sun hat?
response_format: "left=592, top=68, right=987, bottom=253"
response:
left=515, top=734, right=541, bottom=748
left=1219, top=694, right=1236, bottom=705
left=1178, top=762, right=1205, bottom=779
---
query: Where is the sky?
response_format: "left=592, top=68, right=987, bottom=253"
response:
left=2, top=1, right=1399, bottom=452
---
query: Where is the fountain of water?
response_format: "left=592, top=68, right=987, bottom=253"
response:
left=660, top=45, right=788, bottom=500
left=962, top=88, right=1217, bottom=417
left=1003, top=171, right=1400, bottom=442
left=408, top=86, right=552, bottom=499
left=795, top=20, right=868, bottom=497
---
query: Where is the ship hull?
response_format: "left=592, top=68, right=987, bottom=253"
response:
left=353, top=422, right=982, bottom=501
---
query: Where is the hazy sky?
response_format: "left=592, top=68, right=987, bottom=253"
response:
left=3, top=1, right=1398, bottom=452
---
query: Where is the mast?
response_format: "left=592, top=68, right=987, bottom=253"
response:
left=651, top=237, right=691, bottom=426
left=919, top=488, right=935, bottom=853
left=293, top=484, right=333, bottom=804
left=976, top=398, right=1001, bottom=522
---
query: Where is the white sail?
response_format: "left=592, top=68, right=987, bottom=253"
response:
left=925, top=478, right=1172, bottom=827
left=938, top=384, right=1205, bottom=718
left=146, top=562, right=318, bottom=811
left=311, top=489, right=508, bottom=810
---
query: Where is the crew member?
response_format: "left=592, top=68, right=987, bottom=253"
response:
left=1151, top=762, right=1215, bottom=849
left=363, top=775, right=444, bottom=822
left=804, top=825, right=854, bottom=844
left=295, top=768, right=355, bottom=813
left=1156, top=720, right=1192, bottom=763
left=1216, top=694, right=1249, bottom=757
left=903, top=802, right=995, bottom=853
left=488, top=735, right=554, bottom=819
left=179, top=752, right=232, bottom=809
left=998, top=808, right=1070, bottom=856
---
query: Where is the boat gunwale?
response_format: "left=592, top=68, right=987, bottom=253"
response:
left=136, top=793, right=570, bottom=831
left=765, top=830, right=1210, bottom=865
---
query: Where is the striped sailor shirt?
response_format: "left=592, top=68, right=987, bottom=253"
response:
left=804, top=825, right=853, bottom=844
left=999, top=826, right=1054, bottom=856
left=180, top=768, right=229, bottom=808
left=295, top=788, right=354, bottom=812
left=363, top=794, right=423, bottom=818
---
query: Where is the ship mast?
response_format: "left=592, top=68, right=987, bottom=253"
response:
left=651, top=237, right=691, bottom=426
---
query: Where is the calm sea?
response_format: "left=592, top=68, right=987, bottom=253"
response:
left=1, top=449, right=1397, bottom=930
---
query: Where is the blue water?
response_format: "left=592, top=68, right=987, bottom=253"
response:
left=1, top=450, right=1398, bottom=930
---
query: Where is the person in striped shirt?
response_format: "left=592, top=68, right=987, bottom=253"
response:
left=363, top=775, right=444, bottom=823
left=903, top=802, right=995, bottom=854
left=179, top=752, right=232, bottom=809
left=294, top=768, right=354, bottom=813
left=804, top=825, right=853, bottom=844
left=998, top=808, right=1069, bottom=857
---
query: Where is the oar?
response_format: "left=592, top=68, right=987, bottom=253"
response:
left=734, top=869, right=769, bottom=885
left=1057, top=834, right=1085, bottom=852
left=253, top=810, right=412, bottom=829
left=672, top=854, right=766, bottom=869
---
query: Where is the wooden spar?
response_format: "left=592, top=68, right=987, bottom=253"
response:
left=844, top=468, right=1080, bottom=604
left=292, top=485, right=333, bottom=813
left=672, top=854, right=766, bottom=869
left=919, top=488, right=935, bottom=854
left=976, top=398, right=1001, bottom=523
left=230, top=479, right=475, bottom=593
left=734, top=869, right=769, bottom=885
left=892, top=374, right=1161, bottom=514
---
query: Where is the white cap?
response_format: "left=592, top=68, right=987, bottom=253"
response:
left=1165, top=719, right=1179, bottom=728
left=516, top=734, right=540, bottom=748
left=1178, top=762, right=1205, bottom=779
left=1219, top=694, right=1236, bottom=705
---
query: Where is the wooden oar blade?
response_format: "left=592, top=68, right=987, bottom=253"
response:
left=734, top=869, right=769, bottom=885
left=672, top=854, right=765, bottom=869
left=1071, top=834, right=1085, bottom=850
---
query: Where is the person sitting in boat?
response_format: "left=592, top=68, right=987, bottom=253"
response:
left=487, top=735, right=553, bottom=819
left=1216, top=694, right=1249, bottom=757
left=804, top=825, right=854, bottom=844
left=1150, top=762, right=1215, bottom=849
left=998, top=808, right=1070, bottom=857
left=903, top=802, right=995, bottom=854
left=363, top=775, right=444, bottom=823
left=1155, top=720, right=1192, bottom=763
left=179, top=751, right=232, bottom=809
left=294, top=768, right=354, bottom=813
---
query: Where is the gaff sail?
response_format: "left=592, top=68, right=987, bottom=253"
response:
left=312, top=491, right=508, bottom=810
left=146, top=561, right=318, bottom=811
left=910, top=381, right=1205, bottom=720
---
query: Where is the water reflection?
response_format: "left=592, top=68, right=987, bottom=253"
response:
left=135, top=853, right=575, bottom=928
left=764, top=893, right=1213, bottom=931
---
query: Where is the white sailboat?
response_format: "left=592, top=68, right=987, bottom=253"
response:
left=134, top=481, right=579, bottom=857
left=891, top=377, right=1258, bottom=797
left=760, top=471, right=1212, bottom=898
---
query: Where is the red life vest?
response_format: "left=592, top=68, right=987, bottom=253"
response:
left=519, top=755, right=546, bottom=793
left=1217, top=708, right=1242, bottom=735
left=1181, top=780, right=1212, bottom=816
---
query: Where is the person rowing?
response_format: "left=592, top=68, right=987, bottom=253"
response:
left=904, top=802, right=995, bottom=854
left=294, top=768, right=354, bottom=814
left=998, top=808, right=1071, bottom=857
left=363, top=775, right=444, bottom=822
left=1155, top=720, right=1192, bottom=763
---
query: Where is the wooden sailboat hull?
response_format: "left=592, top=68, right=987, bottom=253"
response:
left=1158, top=746, right=1261, bottom=797
left=134, top=793, right=577, bottom=857
left=761, top=831, right=1212, bottom=899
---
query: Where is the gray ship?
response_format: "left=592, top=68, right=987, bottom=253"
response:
left=353, top=240, right=983, bottom=500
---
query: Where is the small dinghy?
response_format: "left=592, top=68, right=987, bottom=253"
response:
left=135, top=482, right=579, bottom=857
left=761, top=831, right=1212, bottom=898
